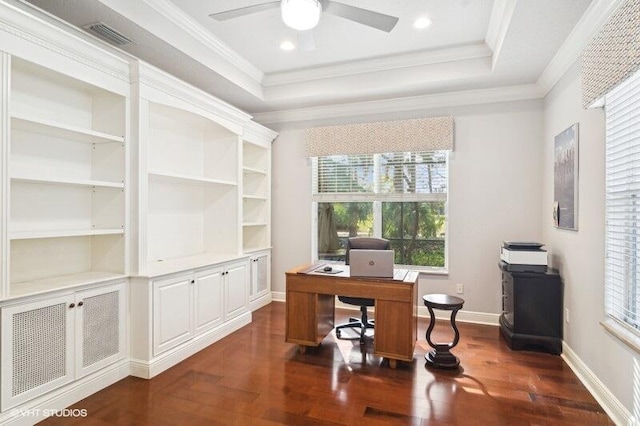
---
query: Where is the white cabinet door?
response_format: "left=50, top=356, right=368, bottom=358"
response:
left=250, top=252, right=270, bottom=300
left=153, top=274, right=193, bottom=356
left=194, top=266, right=223, bottom=334
left=224, top=261, right=248, bottom=320
left=75, top=282, right=126, bottom=378
left=1, top=294, right=75, bottom=410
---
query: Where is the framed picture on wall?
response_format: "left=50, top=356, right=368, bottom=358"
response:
left=553, top=123, right=579, bottom=230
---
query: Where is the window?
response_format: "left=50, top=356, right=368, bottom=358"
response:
left=605, top=68, right=640, bottom=334
left=313, top=151, right=448, bottom=268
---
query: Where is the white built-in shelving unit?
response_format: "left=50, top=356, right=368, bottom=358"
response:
left=145, top=102, right=239, bottom=268
left=242, top=123, right=276, bottom=311
left=128, top=62, right=276, bottom=380
left=0, top=1, right=277, bottom=418
left=133, top=62, right=252, bottom=277
left=0, top=1, right=132, bottom=419
left=2, top=32, right=129, bottom=299
left=242, top=124, right=275, bottom=253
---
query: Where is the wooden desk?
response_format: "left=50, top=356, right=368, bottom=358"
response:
left=285, top=264, right=418, bottom=368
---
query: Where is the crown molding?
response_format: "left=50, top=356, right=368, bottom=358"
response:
left=133, top=61, right=252, bottom=133
left=254, top=84, right=543, bottom=125
left=536, top=0, right=626, bottom=96
left=244, top=120, right=279, bottom=145
left=142, top=0, right=263, bottom=83
left=2, top=0, right=129, bottom=78
left=485, top=0, right=518, bottom=71
left=0, top=0, right=130, bottom=96
left=263, top=43, right=492, bottom=87
left=98, top=0, right=264, bottom=99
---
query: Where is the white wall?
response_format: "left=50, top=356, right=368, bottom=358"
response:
left=271, top=99, right=544, bottom=316
left=542, top=61, right=638, bottom=417
left=270, top=64, right=640, bottom=419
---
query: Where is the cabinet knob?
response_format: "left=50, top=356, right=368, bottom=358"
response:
left=69, top=303, right=75, bottom=309
left=78, top=301, right=84, bottom=307
left=191, top=279, right=195, bottom=284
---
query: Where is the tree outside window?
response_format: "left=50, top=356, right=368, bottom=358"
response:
left=314, top=151, right=447, bottom=267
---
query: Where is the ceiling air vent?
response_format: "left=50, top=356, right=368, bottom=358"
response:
left=83, top=22, right=133, bottom=46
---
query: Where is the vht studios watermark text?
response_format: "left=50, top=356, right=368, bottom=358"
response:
left=11, top=408, right=88, bottom=418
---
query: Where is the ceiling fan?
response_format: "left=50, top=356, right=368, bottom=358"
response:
left=209, top=0, right=399, bottom=51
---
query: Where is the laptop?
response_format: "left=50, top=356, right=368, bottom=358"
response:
left=349, top=249, right=394, bottom=278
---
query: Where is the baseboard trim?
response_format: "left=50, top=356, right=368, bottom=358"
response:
left=561, top=341, right=631, bottom=426
left=130, top=311, right=252, bottom=379
left=272, top=291, right=285, bottom=302
left=271, top=292, right=499, bottom=326
left=249, top=293, right=273, bottom=311
left=0, top=360, right=129, bottom=426
left=417, top=306, right=500, bottom=326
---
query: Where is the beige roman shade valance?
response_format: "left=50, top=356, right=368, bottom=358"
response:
left=582, top=0, right=640, bottom=108
left=305, top=116, right=454, bottom=157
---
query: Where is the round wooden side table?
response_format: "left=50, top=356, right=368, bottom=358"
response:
left=422, top=294, right=465, bottom=369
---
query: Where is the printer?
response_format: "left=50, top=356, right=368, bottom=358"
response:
left=500, top=241, right=547, bottom=273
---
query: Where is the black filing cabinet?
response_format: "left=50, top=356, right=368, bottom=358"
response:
left=499, top=262, right=563, bottom=354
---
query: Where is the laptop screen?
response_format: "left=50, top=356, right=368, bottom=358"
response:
left=349, top=249, right=394, bottom=278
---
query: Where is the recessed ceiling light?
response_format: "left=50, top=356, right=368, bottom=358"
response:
left=414, top=17, right=432, bottom=29
left=280, top=40, right=296, bottom=51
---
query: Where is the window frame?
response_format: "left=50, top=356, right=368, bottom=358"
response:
left=310, top=151, right=449, bottom=273
left=602, top=68, right=640, bottom=353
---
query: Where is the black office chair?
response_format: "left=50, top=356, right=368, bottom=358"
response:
left=335, top=237, right=391, bottom=344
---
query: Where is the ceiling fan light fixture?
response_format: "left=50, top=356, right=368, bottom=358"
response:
left=281, top=0, right=321, bottom=31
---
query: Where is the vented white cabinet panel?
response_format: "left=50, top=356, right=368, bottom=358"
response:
left=75, top=282, right=126, bottom=378
left=153, top=274, right=193, bottom=356
left=249, top=252, right=270, bottom=300
left=257, top=255, right=268, bottom=293
left=224, top=261, right=248, bottom=320
left=1, top=295, right=74, bottom=410
left=194, top=267, right=223, bottom=334
left=1, top=281, right=127, bottom=411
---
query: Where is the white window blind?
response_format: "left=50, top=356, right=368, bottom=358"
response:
left=312, top=151, right=447, bottom=202
left=605, top=68, right=640, bottom=332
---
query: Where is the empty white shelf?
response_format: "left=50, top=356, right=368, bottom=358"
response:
left=11, top=228, right=124, bottom=240
left=12, top=114, right=124, bottom=144
left=11, top=174, right=124, bottom=188
left=242, top=194, right=268, bottom=200
left=242, top=166, right=267, bottom=175
left=148, top=171, right=237, bottom=186
left=243, top=222, right=267, bottom=227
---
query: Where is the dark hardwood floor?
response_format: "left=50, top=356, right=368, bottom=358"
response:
left=41, top=302, right=613, bottom=425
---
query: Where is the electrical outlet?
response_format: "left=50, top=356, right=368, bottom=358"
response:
left=565, top=308, right=570, bottom=323
left=456, top=283, right=464, bottom=294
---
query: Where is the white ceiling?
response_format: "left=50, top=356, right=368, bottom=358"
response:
left=20, top=0, right=602, bottom=124
left=180, top=0, right=493, bottom=74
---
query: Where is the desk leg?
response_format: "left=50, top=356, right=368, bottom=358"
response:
left=298, top=345, right=307, bottom=354
left=388, top=359, right=397, bottom=369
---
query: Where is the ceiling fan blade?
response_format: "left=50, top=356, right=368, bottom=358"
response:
left=297, top=30, right=316, bottom=52
left=209, top=1, right=280, bottom=21
left=323, top=1, right=399, bottom=32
